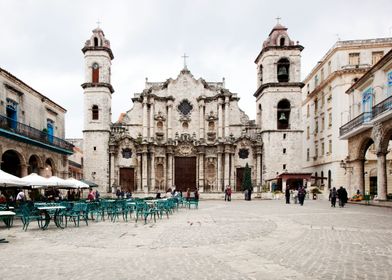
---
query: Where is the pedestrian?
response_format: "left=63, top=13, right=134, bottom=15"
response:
left=285, top=186, right=290, bottom=204
left=330, top=187, right=337, bottom=207
left=337, top=186, right=347, bottom=207
left=16, top=189, right=25, bottom=202
left=244, top=189, right=248, bottom=201
left=341, top=187, right=348, bottom=207
left=116, top=188, right=121, bottom=199
left=194, top=188, right=199, bottom=201
left=224, top=186, right=228, bottom=201
left=87, top=188, right=95, bottom=201
left=298, top=186, right=305, bottom=206
left=293, top=189, right=298, bottom=204
left=227, top=186, right=232, bottom=201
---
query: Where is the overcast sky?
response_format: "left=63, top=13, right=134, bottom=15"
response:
left=0, top=0, right=391, bottom=139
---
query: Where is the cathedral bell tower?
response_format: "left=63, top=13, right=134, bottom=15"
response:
left=81, top=27, right=114, bottom=193
left=254, top=22, right=304, bottom=183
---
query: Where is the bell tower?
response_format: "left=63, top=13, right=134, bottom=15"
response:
left=254, top=22, right=304, bottom=182
left=81, top=27, right=114, bottom=193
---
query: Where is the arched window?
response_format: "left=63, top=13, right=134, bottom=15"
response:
left=92, top=63, right=99, bottom=83
left=321, top=171, right=324, bottom=185
left=258, top=64, right=263, bottom=82
left=277, top=58, right=290, bottom=82
left=94, top=37, right=99, bottom=47
left=277, top=99, right=290, bottom=129
left=92, top=105, right=99, bottom=120
left=280, top=37, right=285, bottom=46
left=328, top=170, right=331, bottom=189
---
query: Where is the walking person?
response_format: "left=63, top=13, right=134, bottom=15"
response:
left=227, top=186, right=232, bottom=201
left=298, top=186, right=306, bottom=206
left=293, top=188, right=298, bottom=204
left=337, top=186, right=345, bottom=207
left=224, top=186, right=228, bottom=201
left=341, top=187, right=348, bottom=207
left=285, top=186, right=290, bottom=204
left=330, top=187, right=337, bottom=207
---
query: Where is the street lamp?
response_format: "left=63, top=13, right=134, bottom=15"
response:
left=340, top=160, right=353, bottom=174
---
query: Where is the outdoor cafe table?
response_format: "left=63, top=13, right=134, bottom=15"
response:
left=0, top=210, right=15, bottom=243
left=37, top=206, right=66, bottom=230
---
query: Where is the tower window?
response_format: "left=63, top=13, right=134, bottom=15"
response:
left=283, top=133, right=286, bottom=139
left=92, top=63, right=99, bottom=83
left=277, top=99, right=290, bottom=129
left=258, top=64, right=263, bottom=82
left=93, top=146, right=96, bottom=151
left=277, top=58, right=290, bottom=82
left=92, top=105, right=99, bottom=120
left=280, top=37, right=285, bottom=46
left=283, top=164, right=286, bottom=170
left=94, top=37, right=99, bottom=47
left=283, top=148, right=286, bottom=154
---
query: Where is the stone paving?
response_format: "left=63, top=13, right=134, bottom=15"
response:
left=1, top=200, right=392, bottom=280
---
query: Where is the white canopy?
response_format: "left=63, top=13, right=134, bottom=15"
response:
left=65, top=178, right=89, bottom=189
left=47, top=176, right=75, bottom=188
left=20, top=173, right=52, bottom=188
left=0, top=170, right=26, bottom=187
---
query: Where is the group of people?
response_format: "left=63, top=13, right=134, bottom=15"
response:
left=87, top=188, right=101, bottom=201
left=115, top=188, right=132, bottom=199
left=156, top=187, right=199, bottom=201
left=329, top=186, right=348, bottom=207
left=285, top=186, right=307, bottom=206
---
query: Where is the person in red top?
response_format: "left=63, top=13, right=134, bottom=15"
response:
left=87, top=188, right=95, bottom=201
left=227, top=186, right=232, bottom=201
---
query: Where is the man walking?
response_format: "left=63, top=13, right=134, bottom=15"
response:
left=285, top=186, right=290, bottom=204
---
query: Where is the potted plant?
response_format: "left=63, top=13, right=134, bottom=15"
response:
left=311, top=187, right=322, bottom=200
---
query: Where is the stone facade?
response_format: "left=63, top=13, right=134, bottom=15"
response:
left=0, top=67, right=72, bottom=178
left=82, top=24, right=305, bottom=194
left=302, top=38, right=392, bottom=194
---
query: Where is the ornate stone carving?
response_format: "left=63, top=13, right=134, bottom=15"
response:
left=372, top=122, right=387, bottom=153
left=155, top=147, right=166, bottom=157
left=175, top=143, right=197, bottom=156
left=205, top=110, right=218, bottom=121
left=154, top=111, right=166, bottom=121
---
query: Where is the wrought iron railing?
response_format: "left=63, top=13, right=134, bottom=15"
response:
left=372, top=95, right=392, bottom=119
left=0, top=114, right=73, bottom=152
left=339, top=112, right=372, bottom=136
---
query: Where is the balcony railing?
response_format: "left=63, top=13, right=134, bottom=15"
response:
left=339, top=112, right=372, bottom=136
left=373, top=95, right=392, bottom=119
left=0, top=114, right=73, bottom=152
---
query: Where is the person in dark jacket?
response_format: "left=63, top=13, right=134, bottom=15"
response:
left=285, top=186, right=290, bottom=204
left=330, top=187, right=337, bottom=207
left=298, top=186, right=306, bottom=206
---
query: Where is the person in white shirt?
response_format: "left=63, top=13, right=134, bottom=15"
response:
left=16, top=190, right=25, bottom=201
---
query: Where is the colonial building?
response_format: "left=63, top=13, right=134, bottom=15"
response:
left=0, top=67, right=73, bottom=179
left=340, top=49, right=392, bottom=199
left=82, top=23, right=305, bottom=194
left=302, top=38, right=392, bottom=194
left=67, top=138, right=83, bottom=180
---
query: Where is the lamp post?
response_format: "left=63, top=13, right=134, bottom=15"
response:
left=340, top=160, right=353, bottom=174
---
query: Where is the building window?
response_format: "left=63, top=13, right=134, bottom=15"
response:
left=307, top=126, right=310, bottom=139
left=92, top=105, right=99, bottom=120
left=283, top=148, right=286, bottom=154
left=178, top=99, right=193, bottom=116
left=362, top=87, right=373, bottom=113
left=388, top=71, right=392, bottom=96
left=372, top=51, right=384, bottom=65
left=277, top=99, right=290, bottom=129
left=315, top=146, right=318, bottom=159
left=307, top=148, right=310, bottom=161
left=321, top=142, right=325, bottom=155
left=258, top=64, right=263, bottom=82
left=315, top=118, right=318, bottom=134
left=327, top=61, right=331, bottom=75
left=349, top=53, right=360, bottom=66
left=94, top=37, right=99, bottom=47
left=283, top=164, right=286, bottom=170
left=321, top=117, right=325, bottom=131
left=92, top=63, right=99, bottom=83
left=321, top=93, right=325, bottom=108
left=277, top=58, right=290, bottom=82
left=320, top=68, right=324, bottom=81
left=314, top=98, right=318, bottom=114
left=314, top=75, right=319, bottom=88
left=329, top=140, right=332, bottom=154
left=6, top=98, right=18, bottom=129
left=283, top=133, right=286, bottom=139
left=47, top=119, right=54, bottom=143
left=122, top=148, right=132, bottom=159
left=307, top=104, right=310, bottom=117
left=93, top=146, right=96, bottom=151
left=280, top=37, right=286, bottom=46
left=307, top=84, right=310, bottom=94
left=238, top=149, right=249, bottom=159
left=328, top=113, right=332, bottom=127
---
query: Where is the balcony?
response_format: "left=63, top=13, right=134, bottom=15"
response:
left=0, top=114, right=73, bottom=154
left=372, top=95, right=392, bottom=121
left=339, top=112, right=373, bottom=139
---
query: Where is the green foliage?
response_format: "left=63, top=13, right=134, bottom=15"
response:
left=261, top=184, right=269, bottom=193
left=242, top=163, right=252, bottom=191
left=311, top=187, right=322, bottom=194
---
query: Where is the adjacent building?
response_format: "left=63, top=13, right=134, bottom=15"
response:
left=302, top=39, right=392, bottom=194
left=340, top=49, right=392, bottom=199
left=0, top=67, right=73, bottom=178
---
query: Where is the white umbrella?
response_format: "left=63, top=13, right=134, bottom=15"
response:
left=46, top=176, right=75, bottom=188
left=0, top=169, right=25, bottom=187
left=65, top=178, right=89, bottom=189
left=20, top=173, right=52, bottom=188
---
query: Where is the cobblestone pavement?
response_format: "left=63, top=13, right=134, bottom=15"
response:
left=1, top=200, right=392, bottom=280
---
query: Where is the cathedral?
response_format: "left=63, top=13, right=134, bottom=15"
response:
left=82, top=23, right=307, bottom=194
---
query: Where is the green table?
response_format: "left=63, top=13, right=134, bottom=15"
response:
left=0, top=211, right=15, bottom=243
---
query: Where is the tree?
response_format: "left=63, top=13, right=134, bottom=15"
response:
left=242, top=163, right=252, bottom=199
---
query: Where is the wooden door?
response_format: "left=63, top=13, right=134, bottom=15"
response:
left=175, top=157, right=196, bottom=192
left=236, top=168, right=245, bottom=191
left=120, top=168, right=135, bottom=193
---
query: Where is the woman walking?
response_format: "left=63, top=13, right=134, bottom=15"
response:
left=330, top=187, right=337, bottom=207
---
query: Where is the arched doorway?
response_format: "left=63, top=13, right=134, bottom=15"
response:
left=1, top=150, right=22, bottom=177
left=28, top=155, right=40, bottom=174
left=361, top=138, right=375, bottom=196
left=44, top=158, right=55, bottom=178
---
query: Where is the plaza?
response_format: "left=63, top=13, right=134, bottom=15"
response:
left=1, top=199, right=391, bottom=280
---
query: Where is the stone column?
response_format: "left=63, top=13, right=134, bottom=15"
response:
left=230, top=152, right=235, bottom=187
left=150, top=152, right=155, bottom=192
left=198, top=153, right=204, bottom=192
left=167, top=101, right=173, bottom=140
left=20, top=164, right=28, bottom=177
left=142, top=98, right=148, bottom=139
left=109, top=151, right=116, bottom=192
left=377, top=152, right=387, bottom=200
left=167, top=148, right=173, bottom=188
left=217, top=147, right=223, bottom=192
left=149, top=98, right=155, bottom=141
left=218, top=99, right=223, bottom=139
left=199, top=100, right=205, bottom=140
left=142, top=149, right=148, bottom=193
left=350, top=159, right=364, bottom=195
left=224, top=148, right=230, bottom=187
left=256, top=148, right=262, bottom=187
left=137, top=153, right=142, bottom=191
left=224, top=96, right=230, bottom=138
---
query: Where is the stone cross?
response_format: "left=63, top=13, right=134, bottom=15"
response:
left=275, top=16, right=281, bottom=24
left=182, top=53, right=189, bottom=69
left=96, top=20, right=101, bottom=28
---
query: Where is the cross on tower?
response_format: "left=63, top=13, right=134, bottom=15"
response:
left=96, top=20, right=101, bottom=28
left=182, top=53, right=189, bottom=69
left=275, top=16, right=281, bottom=24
